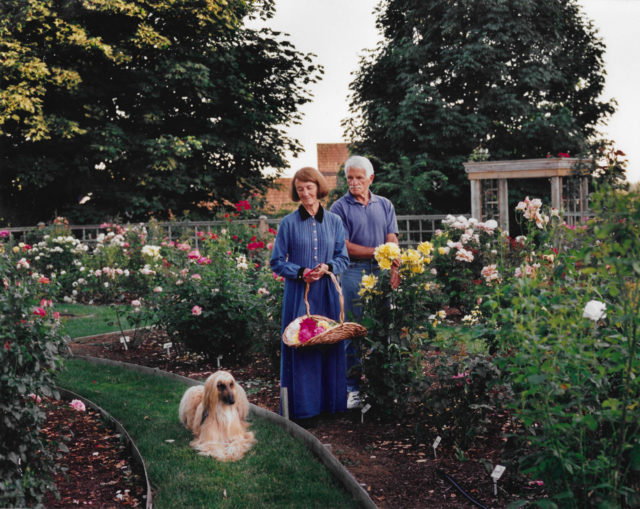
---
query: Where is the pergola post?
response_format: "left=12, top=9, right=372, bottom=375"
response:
left=550, top=176, right=562, bottom=210
left=498, top=179, right=509, bottom=231
left=470, top=180, right=482, bottom=220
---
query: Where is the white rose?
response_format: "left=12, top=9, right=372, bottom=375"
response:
left=583, top=300, right=606, bottom=322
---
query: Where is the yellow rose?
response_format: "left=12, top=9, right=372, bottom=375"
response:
left=374, top=242, right=401, bottom=270
left=417, top=241, right=434, bottom=257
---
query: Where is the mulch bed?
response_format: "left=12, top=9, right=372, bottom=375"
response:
left=55, top=329, right=547, bottom=508
left=41, top=397, right=146, bottom=507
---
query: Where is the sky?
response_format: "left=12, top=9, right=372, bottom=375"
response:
left=256, top=0, right=640, bottom=182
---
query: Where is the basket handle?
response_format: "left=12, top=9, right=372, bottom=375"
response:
left=303, top=271, right=345, bottom=324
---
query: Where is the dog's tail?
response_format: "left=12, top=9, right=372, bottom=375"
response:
left=178, top=385, right=204, bottom=431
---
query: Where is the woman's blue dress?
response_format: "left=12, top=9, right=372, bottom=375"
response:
left=270, top=206, right=350, bottom=419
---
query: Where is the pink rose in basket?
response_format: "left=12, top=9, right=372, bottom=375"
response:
left=298, top=317, right=327, bottom=344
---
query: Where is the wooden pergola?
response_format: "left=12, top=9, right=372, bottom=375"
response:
left=463, top=157, right=589, bottom=231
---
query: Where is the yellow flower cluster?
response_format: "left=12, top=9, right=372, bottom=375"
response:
left=373, top=242, right=401, bottom=270
left=358, top=273, right=380, bottom=297
left=401, top=248, right=425, bottom=274
left=417, top=241, right=433, bottom=263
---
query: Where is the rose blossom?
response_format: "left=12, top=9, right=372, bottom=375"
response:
left=583, top=300, right=606, bottom=322
left=69, top=399, right=86, bottom=412
left=191, top=305, right=202, bottom=316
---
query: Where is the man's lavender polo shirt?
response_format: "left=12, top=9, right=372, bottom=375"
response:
left=330, top=192, right=398, bottom=250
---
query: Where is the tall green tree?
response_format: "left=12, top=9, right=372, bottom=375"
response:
left=345, top=0, right=616, bottom=214
left=0, top=0, right=321, bottom=224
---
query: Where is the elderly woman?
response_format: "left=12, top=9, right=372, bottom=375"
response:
left=270, top=167, right=350, bottom=421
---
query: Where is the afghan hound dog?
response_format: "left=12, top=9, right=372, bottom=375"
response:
left=178, top=370, right=255, bottom=461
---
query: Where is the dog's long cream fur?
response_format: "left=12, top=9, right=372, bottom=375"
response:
left=178, top=371, right=255, bottom=461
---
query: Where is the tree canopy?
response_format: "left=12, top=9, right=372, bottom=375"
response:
left=0, top=0, right=322, bottom=224
left=345, top=0, right=616, bottom=214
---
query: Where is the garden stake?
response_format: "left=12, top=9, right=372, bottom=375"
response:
left=281, top=387, right=289, bottom=420
left=490, top=465, right=506, bottom=496
left=216, top=354, right=223, bottom=368
left=119, top=335, right=130, bottom=351
left=360, top=403, right=371, bottom=423
left=163, top=342, right=172, bottom=355
left=432, top=436, right=441, bottom=459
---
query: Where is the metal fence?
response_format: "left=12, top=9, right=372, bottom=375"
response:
left=2, top=211, right=593, bottom=249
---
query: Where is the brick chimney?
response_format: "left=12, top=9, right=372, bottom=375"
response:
left=317, top=143, right=349, bottom=190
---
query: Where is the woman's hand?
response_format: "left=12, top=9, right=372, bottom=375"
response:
left=303, top=263, right=328, bottom=283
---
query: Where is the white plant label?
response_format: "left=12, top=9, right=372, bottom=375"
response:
left=491, top=464, right=506, bottom=496
left=216, top=354, right=223, bottom=368
left=120, top=336, right=130, bottom=350
left=360, top=403, right=372, bottom=423
left=491, top=464, right=506, bottom=481
left=432, top=436, right=441, bottom=458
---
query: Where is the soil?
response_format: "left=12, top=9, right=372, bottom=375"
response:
left=55, top=329, right=547, bottom=508
left=41, top=397, right=146, bottom=507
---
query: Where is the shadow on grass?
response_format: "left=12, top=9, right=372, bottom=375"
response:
left=55, top=358, right=360, bottom=509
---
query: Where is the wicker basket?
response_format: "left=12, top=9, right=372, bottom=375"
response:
left=282, top=272, right=367, bottom=348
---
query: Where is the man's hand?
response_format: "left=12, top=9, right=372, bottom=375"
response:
left=390, top=258, right=401, bottom=289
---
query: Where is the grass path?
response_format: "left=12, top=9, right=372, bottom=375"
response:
left=56, top=358, right=359, bottom=509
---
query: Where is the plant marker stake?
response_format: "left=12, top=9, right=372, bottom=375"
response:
left=216, top=354, right=223, bottom=368
left=163, top=342, right=172, bottom=355
left=490, top=465, right=506, bottom=496
left=432, top=436, right=441, bottom=459
left=360, top=403, right=371, bottom=424
left=120, top=336, right=130, bottom=351
left=281, top=387, right=289, bottom=420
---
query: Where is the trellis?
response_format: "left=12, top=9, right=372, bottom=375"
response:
left=464, top=158, right=590, bottom=231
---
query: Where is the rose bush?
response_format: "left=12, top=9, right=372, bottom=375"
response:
left=479, top=187, right=640, bottom=507
left=0, top=250, right=68, bottom=507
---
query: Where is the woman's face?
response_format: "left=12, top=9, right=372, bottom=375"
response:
left=295, top=180, right=318, bottom=208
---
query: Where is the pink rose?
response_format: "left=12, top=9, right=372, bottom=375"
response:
left=192, top=305, right=202, bottom=316
left=69, top=399, right=86, bottom=412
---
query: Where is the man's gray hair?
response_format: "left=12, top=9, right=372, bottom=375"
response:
left=344, top=155, right=374, bottom=178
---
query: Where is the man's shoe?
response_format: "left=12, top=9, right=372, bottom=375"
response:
left=347, top=391, right=363, bottom=409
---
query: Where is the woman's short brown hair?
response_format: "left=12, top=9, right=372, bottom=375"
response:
left=290, top=167, right=330, bottom=201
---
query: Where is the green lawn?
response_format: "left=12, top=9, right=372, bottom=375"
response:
left=55, top=358, right=359, bottom=509
left=59, top=303, right=135, bottom=338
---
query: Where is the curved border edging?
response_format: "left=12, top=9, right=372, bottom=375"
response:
left=55, top=386, right=153, bottom=509
left=72, top=354, right=377, bottom=509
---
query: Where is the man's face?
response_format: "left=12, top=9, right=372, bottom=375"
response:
left=346, top=167, right=374, bottom=200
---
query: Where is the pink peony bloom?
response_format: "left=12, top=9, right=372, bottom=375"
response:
left=33, top=307, right=46, bottom=317
left=69, top=399, right=86, bottom=412
left=131, top=299, right=141, bottom=307
left=40, top=298, right=53, bottom=308
left=53, top=312, right=60, bottom=320
left=28, top=393, right=42, bottom=404
left=0, top=230, right=9, bottom=238
left=187, top=250, right=201, bottom=260
left=192, top=305, right=202, bottom=316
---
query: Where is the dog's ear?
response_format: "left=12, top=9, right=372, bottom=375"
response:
left=234, top=380, right=250, bottom=420
left=201, top=374, right=219, bottom=423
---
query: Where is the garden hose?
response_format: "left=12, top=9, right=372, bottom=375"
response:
left=435, top=468, right=489, bottom=509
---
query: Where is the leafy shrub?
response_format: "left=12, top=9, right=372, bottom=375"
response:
left=484, top=187, right=640, bottom=507
left=0, top=252, right=68, bottom=507
left=141, top=229, right=282, bottom=363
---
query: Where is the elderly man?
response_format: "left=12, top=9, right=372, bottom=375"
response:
left=330, top=155, right=400, bottom=408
